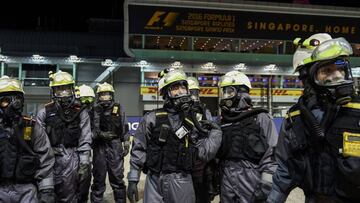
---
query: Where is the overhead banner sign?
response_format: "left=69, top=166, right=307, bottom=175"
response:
left=140, top=86, right=219, bottom=97
left=129, top=4, right=360, bottom=42
left=140, top=86, right=303, bottom=97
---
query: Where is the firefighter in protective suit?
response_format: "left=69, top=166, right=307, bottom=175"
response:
left=267, top=34, right=360, bottom=203
left=0, top=76, right=55, bottom=203
left=35, top=70, right=92, bottom=203
left=77, top=84, right=96, bottom=203
left=217, top=71, right=278, bottom=202
left=77, top=84, right=96, bottom=129
left=127, top=69, right=222, bottom=203
left=90, top=82, right=130, bottom=203
left=187, top=76, right=217, bottom=203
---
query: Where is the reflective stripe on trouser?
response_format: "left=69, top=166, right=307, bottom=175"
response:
left=0, top=183, right=37, bottom=203
left=91, top=139, right=126, bottom=203
left=54, top=147, right=79, bottom=203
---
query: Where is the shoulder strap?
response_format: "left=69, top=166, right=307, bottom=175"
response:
left=155, top=108, right=170, bottom=129
left=342, top=102, right=360, bottom=110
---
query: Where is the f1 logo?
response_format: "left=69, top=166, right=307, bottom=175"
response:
left=146, top=11, right=179, bottom=27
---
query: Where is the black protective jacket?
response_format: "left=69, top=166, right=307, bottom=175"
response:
left=268, top=96, right=360, bottom=203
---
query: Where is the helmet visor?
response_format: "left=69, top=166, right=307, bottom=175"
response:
left=98, top=92, right=112, bottom=101
left=313, top=58, right=352, bottom=87
left=310, top=38, right=353, bottom=62
left=220, top=86, right=237, bottom=99
left=80, top=96, right=94, bottom=104
left=167, top=81, right=189, bottom=98
left=0, top=94, right=23, bottom=108
left=53, top=85, right=73, bottom=98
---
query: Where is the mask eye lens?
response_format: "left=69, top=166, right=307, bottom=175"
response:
left=168, top=83, right=188, bottom=98
left=81, top=97, right=94, bottom=104
left=221, top=86, right=237, bottom=99
left=314, top=59, right=349, bottom=86
left=0, top=97, right=10, bottom=108
left=13, top=95, right=23, bottom=102
left=54, top=86, right=73, bottom=97
left=98, top=92, right=112, bottom=101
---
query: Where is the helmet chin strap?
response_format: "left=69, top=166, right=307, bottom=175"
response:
left=171, top=94, right=192, bottom=112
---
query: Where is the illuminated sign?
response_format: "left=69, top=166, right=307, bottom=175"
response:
left=129, top=5, right=360, bottom=42
left=140, top=86, right=303, bottom=97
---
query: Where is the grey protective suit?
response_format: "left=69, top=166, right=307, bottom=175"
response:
left=90, top=103, right=130, bottom=203
left=0, top=117, right=55, bottom=203
left=220, top=112, right=278, bottom=203
left=128, top=107, right=222, bottom=203
left=191, top=109, right=214, bottom=203
left=36, top=107, right=92, bottom=203
left=78, top=107, right=94, bottom=203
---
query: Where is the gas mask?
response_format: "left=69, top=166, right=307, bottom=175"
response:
left=219, top=86, right=251, bottom=113
left=189, top=89, right=201, bottom=106
left=80, top=96, right=94, bottom=109
left=97, top=92, right=113, bottom=108
left=309, top=58, right=354, bottom=105
left=52, top=85, right=75, bottom=108
left=167, top=81, right=193, bottom=112
left=0, top=93, right=24, bottom=121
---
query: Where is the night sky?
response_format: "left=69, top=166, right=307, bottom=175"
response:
left=0, top=0, right=124, bottom=32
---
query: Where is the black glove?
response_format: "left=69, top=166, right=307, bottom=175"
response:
left=123, top=141, right=130, bottom=157
left=99, top=131, right=118, bottom=140
left=127, top=181, right=139, bottom=203
left=39, top=189, right=55, bottom=203
left=252, top=181, right=273, bottom=203
left=208, top=182, right=216, bottom=201
left=200, top=120, right=221, bottom=131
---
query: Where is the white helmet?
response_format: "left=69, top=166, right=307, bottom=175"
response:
left=293, top=33, right=332, bottom=72
left=219, top=70, right=251, bottom=89
left=187, top=77, right=200, bottom=90
left=79, top=84, right=95, bottom=98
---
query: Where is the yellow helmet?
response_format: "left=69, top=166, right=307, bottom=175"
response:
left=96, top=82, right=115, bottom=93
left=0, top=76, right=24, bottom=94
left=49, top=70, right=75, bottom=87
left=187, top=77, right=200, bottom=90
left=158, top=69, right=187, bottom=94
left=219, top=71, right=251, bottom=89
left=79, top=84, right=95, bottom=98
